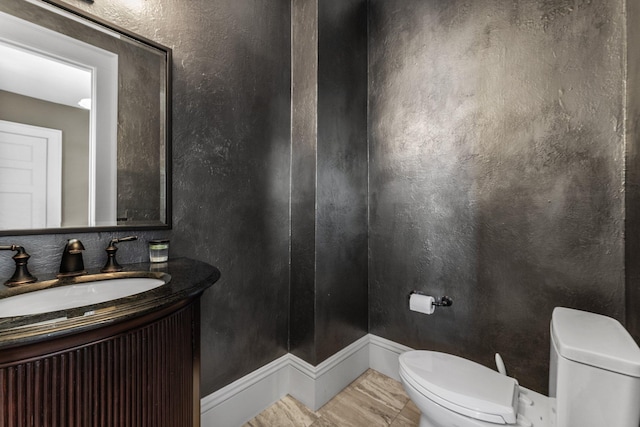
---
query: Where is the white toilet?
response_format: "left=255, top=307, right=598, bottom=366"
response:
left=399, top=307, right=640, bottom=427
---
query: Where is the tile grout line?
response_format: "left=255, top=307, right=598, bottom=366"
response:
left=387, top=401, right=409, bottom=426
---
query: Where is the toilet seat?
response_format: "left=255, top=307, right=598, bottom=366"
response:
left=399, top=351, right=519, bottom=424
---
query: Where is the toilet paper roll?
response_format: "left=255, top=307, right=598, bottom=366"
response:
left=409, top=294, right=435, bottom=315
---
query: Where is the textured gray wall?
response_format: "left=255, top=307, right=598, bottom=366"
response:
left=369, top=0, right=626, bottom=393
left=626, top=0, right=640, bottom=343
left=315, top=0, right=368, bottom=364
left=290, top=0, right=368, bottom=365
left=168, top=0, right=291, bottom=393
left=1, top=0, right=291, bottom=396
left=290, top=0, right=319, bottom=363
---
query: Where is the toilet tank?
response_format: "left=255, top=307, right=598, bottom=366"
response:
left=549, top=307, right=640, bottom=427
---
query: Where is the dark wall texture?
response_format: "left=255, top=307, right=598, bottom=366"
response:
left=290, top=0, right=319, bottom=364
left=290, top=0, right=368, bottom=366
left=626, top=0, right=640, bottom=343
left=160, top=0, right=292, bottom=395
left=315, top=0, right=368, bottom=364
left=368, top=0, right=627, bottom=393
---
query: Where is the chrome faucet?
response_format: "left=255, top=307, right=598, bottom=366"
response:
left=58, top=239, right=86, bottom=278
left=0, top=245, right=37, bottom=286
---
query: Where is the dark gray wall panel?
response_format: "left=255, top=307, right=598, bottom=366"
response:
left=290, top=0, right=319, bottom=363
left=316, top=0, right=368, bottom=364
left=289, top=0, right=368, bottom=366
left=626, top=0, right=640, bottom=342
left=1, top=0, right=291, bottom=396
left=368, top=0, right=626, bottom=393
left=158, top=0, right=292, bottom=394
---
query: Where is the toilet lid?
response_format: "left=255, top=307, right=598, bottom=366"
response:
left=399, top=351, right=518, bottom=424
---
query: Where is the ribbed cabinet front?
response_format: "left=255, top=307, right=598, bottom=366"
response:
left=0, top=302, right=198, bottom=427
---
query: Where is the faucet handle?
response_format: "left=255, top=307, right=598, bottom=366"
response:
left=101, top=236, right=138, bottom=273
left=109, top=236, right=138, bottom=245
left=1, top=245, right=37, bottom=287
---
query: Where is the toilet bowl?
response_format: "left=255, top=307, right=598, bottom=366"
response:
left=399, top=351, right=548, bottom=427
left=399, top=307, right=640, bottom=427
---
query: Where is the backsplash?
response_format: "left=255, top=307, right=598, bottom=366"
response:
left=0, top=231, right=167, bottom=278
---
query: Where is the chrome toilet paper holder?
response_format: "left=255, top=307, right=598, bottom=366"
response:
left=408, top=291, right=453, bottom=307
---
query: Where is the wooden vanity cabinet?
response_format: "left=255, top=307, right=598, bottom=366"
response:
left=0, top=299, right=201, bottom=427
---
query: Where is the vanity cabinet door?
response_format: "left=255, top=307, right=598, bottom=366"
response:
left=0, top=301, right=200, bottom=427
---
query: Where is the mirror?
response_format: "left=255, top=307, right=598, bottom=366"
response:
left=0, top=0, right=171, bottom=235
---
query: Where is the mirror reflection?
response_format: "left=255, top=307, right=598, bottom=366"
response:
left=0, top=0, right=170, bottom=234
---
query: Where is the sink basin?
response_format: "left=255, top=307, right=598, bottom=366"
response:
left=0, top=276, right=167, bottom=318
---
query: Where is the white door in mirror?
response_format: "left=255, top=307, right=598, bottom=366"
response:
left=0, top=120, right=61, bottom=229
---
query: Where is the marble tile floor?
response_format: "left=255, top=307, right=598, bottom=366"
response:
left=243, top=369, right=420, bottom=427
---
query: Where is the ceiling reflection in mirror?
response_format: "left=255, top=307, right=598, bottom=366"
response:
left=0, top=0, right=170, bottom=235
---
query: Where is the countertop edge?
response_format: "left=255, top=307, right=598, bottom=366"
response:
left=0, top=257, right=221, bottom=350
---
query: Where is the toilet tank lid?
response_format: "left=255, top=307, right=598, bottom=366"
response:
left=551, top=307, right=640, bottom=377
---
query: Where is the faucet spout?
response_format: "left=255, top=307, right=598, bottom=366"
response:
left=58, top=239, right=86, bottom=278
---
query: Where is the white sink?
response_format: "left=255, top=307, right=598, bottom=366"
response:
left=0, top=277, right=166, bottom=318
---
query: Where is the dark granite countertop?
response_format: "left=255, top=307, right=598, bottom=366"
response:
left=0, top=257, right=220, bottom=349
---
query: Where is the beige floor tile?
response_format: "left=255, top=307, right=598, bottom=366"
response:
left=390, top=400, right=421, bottom=426
left=400, top=400, right=421, bottom=422
left=389, top=413, right=420, bottom=427
left=309, top=416, right=340, bottom=427
left=244, top=395, right=319, bottom=427
left=352, top=369, right=410, bottom=412
left=246, top=369, right=418, bottom=427
left=318, top=386, right=400, bottom=426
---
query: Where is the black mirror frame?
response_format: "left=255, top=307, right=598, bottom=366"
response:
left=0, top=0, right=172, bottom=236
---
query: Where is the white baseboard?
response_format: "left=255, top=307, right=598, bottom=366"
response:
left=200, top=355, right=290, bottom=427
left=200, top=334, right=412, bottom=426
left=368, top=335, right=413, bottom=382
left=288, top=334, right=370, bottom=411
